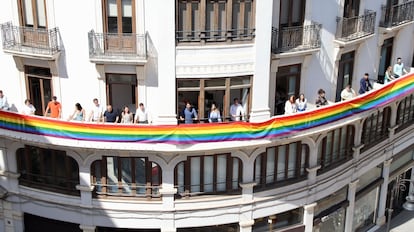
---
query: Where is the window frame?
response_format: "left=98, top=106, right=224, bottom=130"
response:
left=254, top=142, right=309, bottom=191
left=317, top=125, right=355, bottom=174
left=174, top=153, right=243, bottom=197
left=16, top=145, right=80, bottom=196
left=396, top=94, right=414, bottom=132
left=91, top=156, right=162, bottom=199
left=18, top=0, right=48, bottom=28
left=361, top=107, right=391, bottom=152
left=102, top=0, right=136, bottom=34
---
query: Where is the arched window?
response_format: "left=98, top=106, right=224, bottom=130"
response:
left=361, top=107, right=391, bottom=152
left=317, top=125, right=355, bottom=174
left=91, top=157, right=162, bottom=198
left=16, top=145, right=79, bottom=196
left=174, top=153, right=242, bottom=197
left=254, top=142, right=309, bottom=191
left=396, top=94, right=414, bottom=132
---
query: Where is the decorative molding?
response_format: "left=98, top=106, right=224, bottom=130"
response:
left=76, top=185, right=95, bottom=192
left=176, top=62, right=254, bottom=78
left=239, top=219, right=255, bottom=227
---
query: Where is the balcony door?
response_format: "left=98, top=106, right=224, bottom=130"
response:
left=378, top=38, right=394, bottom=83
left=103, top=0, right=136, bottom=53
left=279, top=0, right=305, bottom=49
left=343, top=0, right=360, bottom=18
left=19, top=0, right=48, bottom=47
left=106, top=74, right=137, bottom=115
left=25, top=66, right=52, bottom=116
left=336, top=51, right=355, bottom=102
left=275, top=64, right=301, bottom=115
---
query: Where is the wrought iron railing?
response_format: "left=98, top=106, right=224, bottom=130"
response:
left=176, top=28, right=255, bottom=43
left=379, top=1, right=414, bottom=28
left=0, top=22, right=60, bottom=56
left=335, top=10, right=376, bottom=42
left=88, top=30, right=147, bottom=60
left=271, top=23, right=322, bottom=54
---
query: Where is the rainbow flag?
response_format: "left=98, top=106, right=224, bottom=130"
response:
left=0, top=73, right=413, bottom=145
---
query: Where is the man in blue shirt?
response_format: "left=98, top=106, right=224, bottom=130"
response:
left=359, top=73, right=373, bottom=94
left=180, top=102, right=198, bottom=124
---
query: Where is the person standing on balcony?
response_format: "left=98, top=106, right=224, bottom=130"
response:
left=295, top=94, right=307, bottom=112
left=284, top=95, right=297, bottom=115
left=208, top=103, right=222, bottom=123
left=103, top=105, right=119, bottom=123
left=0, top=90, right=9, bottom=110
left=315, top=89, right=328, bottom=107
left=341, top=84, right=357, bottom=101
left=68, top=103, right=85, bottom=121
left=230, top=98, right=245, bottom=121
left=120, top=106, right=133, bottom=124
left=21, top=99, right=35, bottom=115
left=89, top=98, right=104, bottom=122
left=384, top=66, right=396, bottom=84
left=44, top=96, right=61, bottom=118
left=359, top=73, right=373, bottom=94
left=180, top=102, right=198, bottom=124
left=393, top=57, right=408, bottom=78
left=134, top=103, right=148, bottom=124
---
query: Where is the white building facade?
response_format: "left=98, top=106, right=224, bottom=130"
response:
left=0, top=0, right=414, bottom=231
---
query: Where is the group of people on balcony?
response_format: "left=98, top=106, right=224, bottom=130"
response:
left=179, top=98, right=245, bottom=124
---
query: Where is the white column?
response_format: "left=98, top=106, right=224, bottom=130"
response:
left=249, top=0, right=273, bottom=122
left=344, top=179, right=359, bottom=232
left=146, top=0, right=177, bottom=125
left=376, top=158, right=393, bottom=226
left=239, top=182, right=256, bottom=232
left=79, top=225, right=96, bottom=232
left=304, top=203, right=317, bottom=232
left=159, top=166, right=176, bottom=231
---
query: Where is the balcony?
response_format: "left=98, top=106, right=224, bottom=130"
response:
left=88, top=30, right=147, bottom=64
left=379, top=1, right=414, bottom=30
left=0, top=22, right=61, bottom=60
left=335, top=10, right=376, bottom=45
left=176, top=28, right=255, bottom=44
left=271, top=23, right=321, bottom=55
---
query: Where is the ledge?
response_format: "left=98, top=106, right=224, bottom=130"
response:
left=333, top=33, right=375, bottom=48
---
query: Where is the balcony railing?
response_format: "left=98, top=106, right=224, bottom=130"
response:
left=0, top=22, right=60, bottom=56
left=379, top=1, right=414, bottom=28
left=271, top=23, right=322, bottom=54
left=335, top=10, right=376, bottom=42
left=176, top=28, right=255, bottom=43
left=88, top=30, right=147, bottom=61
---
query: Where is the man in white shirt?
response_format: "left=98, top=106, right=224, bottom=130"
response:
left=0, top=90, right=9, bottom=110
left=89, top=98, right=104, bottom=122
left=340, top=84, right=357, bottom=101
left=134, top=103, right=148, bottom=124
left=393, top=57, right=408, bottom=78
left=230, top=98, right=244, bottom=121
left=22, top=99, right=36, bottom=115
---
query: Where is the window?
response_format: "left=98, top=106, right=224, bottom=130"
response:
left=361, top=107, right=391, bottom=152
left=16, top=145, right=79, bottom=196
left=396, top=94, right=414, bottom=132
left=103, top=0, right=135, bottom=34
left=19, top=0, right=47, bottom=28
left=254, top=142, right=309, bottom=190
left=275, top=64, right=301, bottom=115
left=25, top=66, right=52, bottom=116
left=344, top=0, right=360, bottom=18
left=336, top=51, right=355, bottom=102
left=176, top=0, right=255, bottom=43
left=177, top=76, right=251, bottom=122
left=175, top=154, right=242, bottom=196
left=106, top=73, right=137, bottom=114
left=253, top=208, right=304, bottom=232
left=317, top=125, right=355, bottom=174
left=91, top=157, right=161, bottom=198
left=279, top=0, right=305, bottom=28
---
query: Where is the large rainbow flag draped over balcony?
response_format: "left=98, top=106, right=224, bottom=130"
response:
left=0, top=73, right=413, bottom=145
